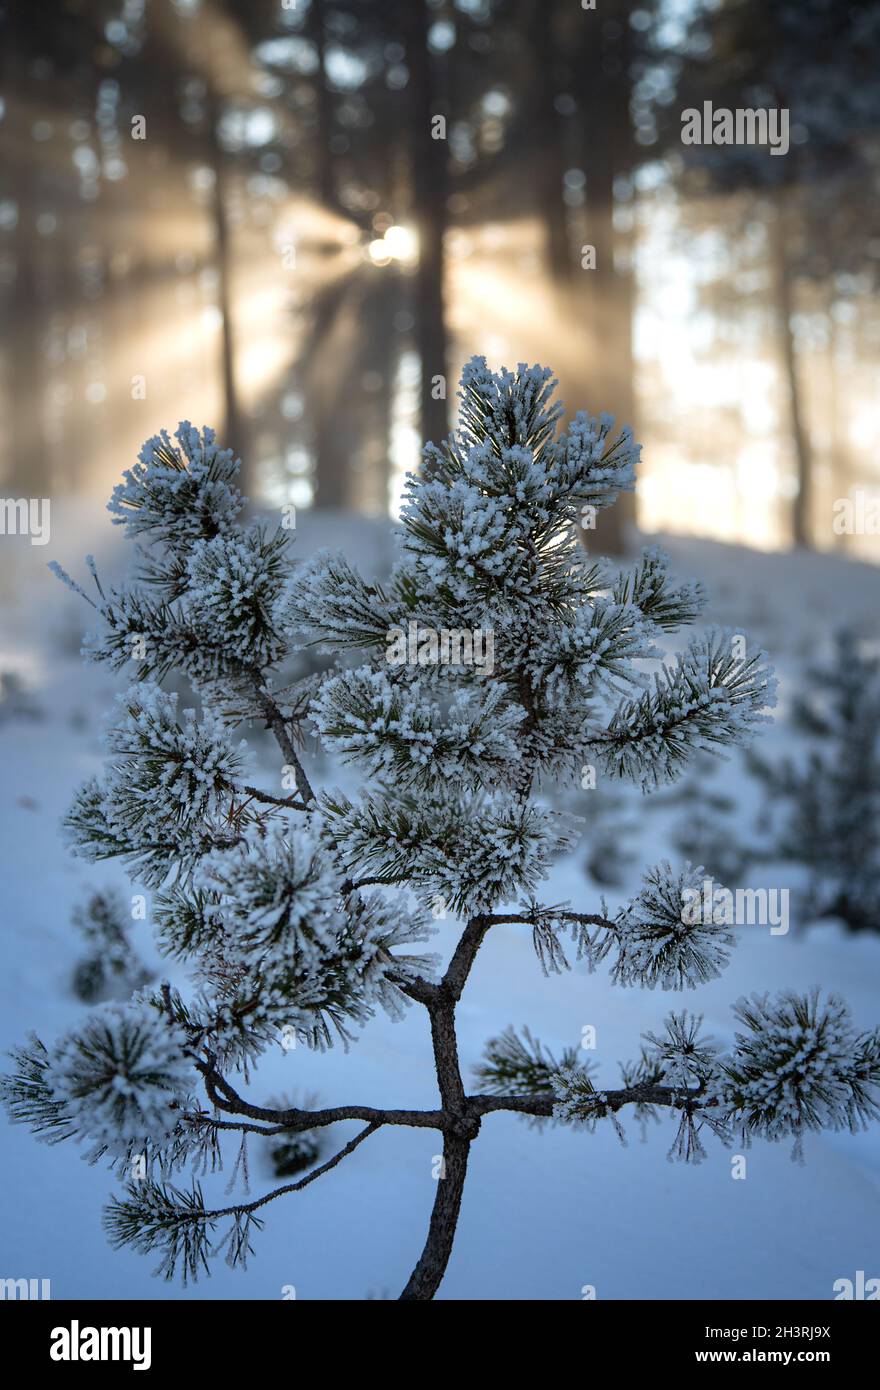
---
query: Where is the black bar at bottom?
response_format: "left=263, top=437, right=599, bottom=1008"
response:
left=3, top=1297, right=874, bottom=1373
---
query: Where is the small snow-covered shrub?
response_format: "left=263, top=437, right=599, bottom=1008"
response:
left=2, top=363, right=878, bottom=1299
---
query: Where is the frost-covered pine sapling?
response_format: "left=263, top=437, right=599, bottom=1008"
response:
left=2, top=376, right=879, bottom=1300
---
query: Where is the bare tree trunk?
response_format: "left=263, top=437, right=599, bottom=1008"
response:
left=206, top=95, right=245, bottom=489
left=2, top=4, right=50, bottom=496
left=8, top=171, right=47, bottom=496
left=576, top=5, right=636, bottom=556
left=400, top=0, right=450, bottom=452
left=213, top=162, right=243, bottom=465
left=529, top=0, right=573, bottom=286
left=308, top=0, right=337, bottom=210
left=772, top=209, right=811, bottom=548
left=399, top=956, right=482, bottom=1299
left=826, top=295, right=850, bottom=552
left=399, top=1132, right=471, bottom=1300
left=307, top=275, right=367, bottom=510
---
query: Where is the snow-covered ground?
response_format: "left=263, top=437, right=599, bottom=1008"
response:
left=1, top=506, right=879, bottom=1300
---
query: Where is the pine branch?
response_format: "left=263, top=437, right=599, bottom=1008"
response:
left=470, top=1083, right=704, bottom=1121
left=585, top=629, right=776, bottom=790
left=249, top=677, right=316, bottom=805
left=203, top=1121, right=381, bottom=1219
left=474, top=1026, right=581, bottom=1098
left=196, top=1056, right=446, bottom=1132
left=610, top=546, right=706, bottom=632
left=241, top=785, right=308, bottom=811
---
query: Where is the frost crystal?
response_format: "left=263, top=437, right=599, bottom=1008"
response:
left=194, top=822, right=436, bottom=1052
left=718, top=990, right=880, bottom=1152
left=611, top=862, right=735, bottom=990
left=108, top=423, right=244, bottom=545
left=45, top=1002, right=192, bottom=1149
left=186, top=528, right=287, bottom=668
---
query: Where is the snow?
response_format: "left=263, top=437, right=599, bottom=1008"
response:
left=1, top=507, right=879, bottom=1300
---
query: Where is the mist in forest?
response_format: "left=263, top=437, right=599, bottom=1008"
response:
left=1, top=0, right=879, bottom=560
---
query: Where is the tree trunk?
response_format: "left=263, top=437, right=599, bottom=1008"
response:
left=399, top=1132, right=471, bottom=1300
left=307, top=275, right=365, bottom=510
left=206, top=95, right=245, bottom=490
left=529, top=0, right=573, bottom=286
left=8, top=166, right=47, bottom=496
left=213, top=163, right=243, bottom=465
left=399, top=987, right=477, bottom=1299
left=400, top=0, right=450, bottom=453
left=772, top=209, right=811, bottom=548
left=2, top=4, right=50, bottom=497
left=574, top=1, right=637, bottom=555
left=826, top=300, right=850, bottom=552
left=308, top=0, right=337, bottom=211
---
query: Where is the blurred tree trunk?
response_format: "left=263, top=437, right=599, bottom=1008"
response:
left=357, top=280, right=401, bottom=516
left=205, top=94, right=245, bottom=491
left=212, top=162, right=244, bottom=474
left=307, top=277, right=360, bottom=510
left=375, top=349, right=396, bottom=516
left=772, top=205, right=812, bottom=548
left=303, top=0, right=355, bottom=508
left=826, top=294, right=851, bottom=553
left=308, top=0, right=337, bottom=211
left=530, top=0, right=573, bottom=286
left=574, top=3, right=637, bottom=555
left=8, top=166, right=47, bottom=498
left=2, top=4, right=49, bottom=496
left=400, top=0, right=449, bottom=453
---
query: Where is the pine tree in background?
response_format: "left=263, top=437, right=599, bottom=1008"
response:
left=71, top=889, right=154, bottom=1003
left=752, top=629, right=880, bottom=933
left=2, top=365, right=879, bottom=1299
left=263, top=1093, right=323, bottom=1179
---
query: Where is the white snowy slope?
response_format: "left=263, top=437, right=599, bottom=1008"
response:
left=1, top=508, right=878, bottom=1300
